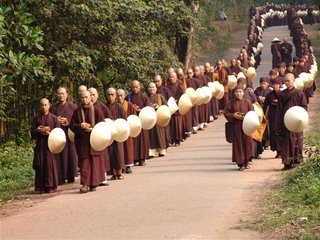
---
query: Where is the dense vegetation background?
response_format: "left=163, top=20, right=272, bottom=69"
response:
left=0, top=0, right=318, bottom=144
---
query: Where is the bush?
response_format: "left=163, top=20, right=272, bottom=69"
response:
left=246, top=130, right=320, bottom=239
left=0, top=142, right=34, bottom=200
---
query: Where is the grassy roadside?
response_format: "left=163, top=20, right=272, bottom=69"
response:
left=241, top=24, right=320, bottom=239
left=0, top=142, right=34, bottom=201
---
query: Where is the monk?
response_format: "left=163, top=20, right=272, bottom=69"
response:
left=31, top=98, right=60, bottom=193
left=125, top=80, right=150, bottom=166
left=254, top=77, right=271, bottom=150
left=147, top=82, right=167, bottom=157
left=155, top=75, right=172, bottom=145
left=271, top=38, right=281, bottom=69
left=117, top=88, right=135, bottom=174
left=88, top=87, right=110, bottom=186
left=193, top=66, right=206, bottom=130
left=155, top=75, right=172, bottom=100
left=200, top=65, right=213, bottom=124
left=185, top=68, right=200, bottom=134
left=77, top=85, right=87, bottom=106
left=214, top=60, right=229, bottom=112
left=278, top=73, right=307, bottom=170
left=224, top=85, right=254, bottom=171
left=70, top=90, right=105, bottom=193
left=263, top=77, right=283, bottom=158
left=168, top=72, right=185, bottom=146
left=50, top=87, right=78, bottom=184
left=280, top=38, right=293, bottom=66
left=106, top=88, right=126, bottom=180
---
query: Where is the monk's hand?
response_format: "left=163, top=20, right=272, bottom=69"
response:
left=133, top=104, right=140, bottom=112
left=81, top=122, right=91, bottom=132
left=259, top=96, right=265, bottom=102
left=38, top=125, right=46, bottom=134
left=233, top=112, right=244, bottom=120
left=58, top=116, right=69, bottom=126
left=153, top=103, right=159, bottom=109
left=39, top=126, right=51, bottom=135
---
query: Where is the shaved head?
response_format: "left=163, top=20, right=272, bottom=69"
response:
left=88, top=87, right=99, bottom=103
left=78, top=85, right=87, bottom=98
left=131, top=80, right=141, bottom=94
left=40, top=98, right=49, bottom=105
left=106, top=87, right=116, bottom=103
left=40, top=98, right=50, bottom=114
left=57, top=87, right=68, bottom=104
left=116, top=89, right=126, bottom=104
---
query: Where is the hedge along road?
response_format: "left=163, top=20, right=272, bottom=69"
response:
left=0, top=26, right=298, bottom=240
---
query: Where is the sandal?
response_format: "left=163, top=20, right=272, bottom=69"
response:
left=117, top=175, right=124, bottom=180
left=110, top=175, right=117, bottom=180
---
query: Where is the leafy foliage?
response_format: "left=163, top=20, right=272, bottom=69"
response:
left=0, top=3, right=53, bottom=143
left=0, top=142, right=34, bottom=200
left=245, top=131, right=320, bottom=239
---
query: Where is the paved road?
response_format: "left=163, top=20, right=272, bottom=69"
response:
left=1, top=26, right=291, bottom=240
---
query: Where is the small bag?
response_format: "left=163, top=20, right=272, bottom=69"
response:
left=225, top=121, right=234, bottom=143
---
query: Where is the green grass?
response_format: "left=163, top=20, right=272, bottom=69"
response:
left=0, top=142, right=34, bottom=201
left=243, top=130, right=320, bottom=239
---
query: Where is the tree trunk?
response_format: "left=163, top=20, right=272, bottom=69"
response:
left=184, top=0, right=198, bottom=71
left=184, top=25, right=195, bottom=71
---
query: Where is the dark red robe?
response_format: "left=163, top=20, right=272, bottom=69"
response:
left=186, top=77, right=200, bottom=129
left=125, top=92, right=150, bottom=162
left=168, top=81, right=185, bottom=145
left=147, top=93, right=167, bottom=150
left=94, top=101, right=111, bottom=173
left=50, top=102, right=78, bottom=184
left=106, top=101, right=126, bottom=171
left=254, top=87, right=271, bottom=149
left=121, top=100, right=136, bottom=166
left=70, top=105, right=105, bottom=187
left=271, top=42, right=281, bottom=68
left=278, top=87, right=307, bottom=166
left=224, top=99, right=254, bottom=167
left=31, top=113, right=60, bottom=192
left=263, top=90, right=282, bottom=153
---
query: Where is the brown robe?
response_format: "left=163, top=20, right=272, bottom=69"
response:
left=278, top=87, right=307, bottom=166
left=70, top=104, right=105, bottom=187
left=31, top=113, right=60, bottom=192
left=224, top=99, right=254, bottom=167
left=106, top=101, right=126, bottom=171
left=50, top=102, right=78, bottom=184
left=254, top=87, right=271, bottom=149
left=121, top=100, right=136, bottom=166
left=147, top=93, right=167, bottom=150
left=125, top=92, right=150, bottom=162
left=94, top=101, right=111, bottom=173
left=271, top=42, right=281, bottom=68
left=168, top=81, right=185, bottom=145
left=215, top=68, right=229, bottom=111
left=194, top=75, right=207, bottom=125
left=186, top=77, right=200, bottom=129
left=263, top=90, right=282, bottom=153
left=157, top=85, right=172, bottom=144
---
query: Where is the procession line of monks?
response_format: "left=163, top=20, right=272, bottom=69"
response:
left=30, top=3, right=318, bottom=193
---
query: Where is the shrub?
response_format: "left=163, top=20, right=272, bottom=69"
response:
left=0, top=142, right=34, bottom=200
